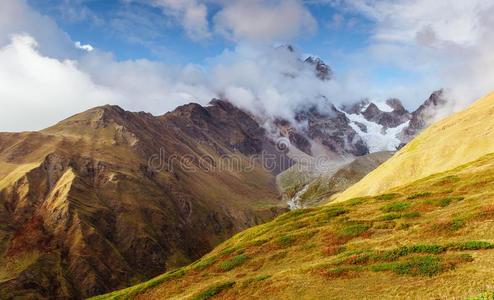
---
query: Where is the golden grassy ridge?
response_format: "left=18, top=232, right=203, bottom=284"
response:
left=93, top=152, right=494, bottom=300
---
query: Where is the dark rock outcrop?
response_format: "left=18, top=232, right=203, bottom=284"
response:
left=401, top=90, right=447, bottom=142
left=305, top=56, right=333, bottom=81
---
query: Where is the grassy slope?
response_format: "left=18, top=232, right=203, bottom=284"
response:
left=92, top=152, right=494, bottom=300
left=336, top=91, right=494, bottom=201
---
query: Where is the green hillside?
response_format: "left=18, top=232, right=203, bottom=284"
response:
left=92, top=151, right=494, bottom=299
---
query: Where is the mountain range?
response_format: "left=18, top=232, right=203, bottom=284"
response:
left=92, top=91, right=494, bottom=300
left=0, top=56, right=450, bottom=299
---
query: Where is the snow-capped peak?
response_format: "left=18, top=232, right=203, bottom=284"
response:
left=372, top=101, right=394, bottom=112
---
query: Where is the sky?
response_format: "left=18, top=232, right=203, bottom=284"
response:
left=1, top=0, right=494, bottom=131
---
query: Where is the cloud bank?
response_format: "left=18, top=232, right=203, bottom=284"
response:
left=0, top=35, right=116, bottom=132
left=214, top=0, right=317, bottom=42
left=2, top=0, right=494, bottom=132
left=336, top=0, right=494, bottom=110
left=0, top=0, right=333, bottom=131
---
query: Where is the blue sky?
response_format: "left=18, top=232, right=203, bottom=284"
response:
left=1, top=0, right=493, bottom=131
left=25, top=0, right=405, bottom=99
left=27, top=0, right=372, bottom=65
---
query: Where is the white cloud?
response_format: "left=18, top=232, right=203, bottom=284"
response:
left=151, top=0, right=211, bottom=40
left=0, top=33, right=218, bottom=132
left=334, top=0, right=494, bottom=109
left=0, top=0, right=76, bottom=58
left=214, top=0, right=317, bottom=42
left=0, top=32, right=361, bottom=132
left=4, top=0, right=493, bottom=134
left=0, top=34, right=117, bottom=132
left=78, top=50, right=215, bottom=114
left=75, top=41, right=94, bottom=52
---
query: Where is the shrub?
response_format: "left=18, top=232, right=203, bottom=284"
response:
left=370, top=254, right=469, bottom=277
left=433, top=175, right=460, bottom=186
left=402, top=212, right=421, bottom=218
left=193, top=281, right=235, bottom=300
left=381, top=202, right=412, bottom=213
left=468, top=291, right=494, bottom=300
left=322, top=245, right=345, bottom=256
left=275, top=209, right=307, bottom=223
left=408, top=244, right=445, bottom=254
left=376, top=193, right=400, bottom=201
left=425, top=196, right=464, bottom=208
left=241, top=275, right=271, bottom=288
left=370, top=244, right=445, bottom=262
left=220, top=247, right=237, bottom=255
left=278, top=235, right=295, bottom=247
left=448, top=241, right=494, bottom=250
left=369, top=262, right=395, bottom=272
left=338, top=222, right=370, bottom=238
left=399, top=223, right=412, bottom=230
left=391, top=256, right=441, bottom=277
left=346, top=254, right=370, bottom=265
left=451, top=219, right=465, bottom=231
left=219, top=255, right=247, bottom=271
left=378, top=213, right=401, bottom=221
left=374, top=221, right=396, bottom=229
left=346, top=197, right=367, bottom=206
left=408, top=192, right=432, bottom=200
left=192, top=257, right=216, bottom=271
left=254, top=274, right=271, bottom=281
left=323, top=266, right=361, bottom=278
left=430, top=218, right=465, bottom=232
left=324, top=207, right=349, bottom=218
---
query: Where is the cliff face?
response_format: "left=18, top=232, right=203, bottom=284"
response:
left=0, top=100, right=288, bottom=299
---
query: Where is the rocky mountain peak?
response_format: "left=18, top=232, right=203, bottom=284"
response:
left=304, top=56, right=333, bottom=81
left=360, top=100, right=411, bottom=129
left=293, top=104, right=368, bottom=156
left=341, top=99, right=370, bottom=114
left=400, top=89, right=447, bottom=142
left=385, top=98, right=407, bottom=113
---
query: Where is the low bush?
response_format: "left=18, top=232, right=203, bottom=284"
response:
left=407, top=192, right=432, bottom=200
left=345, top=197, right=367, bottom=206
left=192, top=257, right=216, bottom=271
left=391, top=256, right=441, bottom=276
left=378, top=213, right=401, bottom=221
left=433, top=175, right=461, bottom=186
left=377, top=212, right=421, bottom=221
left=402, top=212, right=421, bottom=218
left=447, top=241, right=494, bottom=250
left=278, top=235, right=295, bottom=247
left=324, top=207, right=349, bottom=218
left=430, top=218, right=465, bottom=232
left=193, top=281, right=235, bottom=300
left=337, top=222, right=370, bottom=238
left=424, top=196, right=465, bottom=208
left=381, top=202, right=412, bottom=213
left=376, top=193, right=400, bottom=201
left=219, top=255, right=247, bottom=271
left=374, top=221, right=396, bottom=229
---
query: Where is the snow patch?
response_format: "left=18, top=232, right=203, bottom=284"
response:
left=345, top=112, right=407, bottom=152
left=373, top=101, right=394, bottom=112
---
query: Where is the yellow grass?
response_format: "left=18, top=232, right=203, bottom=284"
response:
left=92, top=152, right=494, bottom=300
